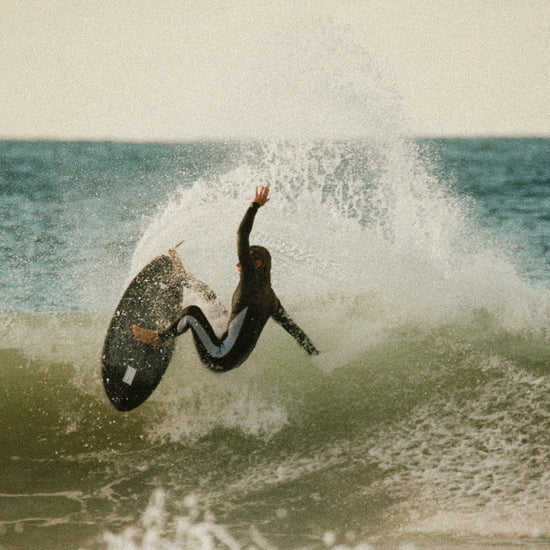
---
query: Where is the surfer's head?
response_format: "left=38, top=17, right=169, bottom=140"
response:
left=236, top=245, right=272, bottom=283
left=250, top=245, right=271, bottom=275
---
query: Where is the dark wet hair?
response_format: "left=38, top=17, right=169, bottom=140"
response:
left=250, top=245, right=271, bottom=284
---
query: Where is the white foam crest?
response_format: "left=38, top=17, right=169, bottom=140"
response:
left=142, top=339, right=289, bottom=443
left=101, top=489, right=242, bottom=550
left=0, top=312, right=107, bottom=381
left=129, top=137, right=550, bottom=376
left=99, top=488, right=397, bottom=550
left=365, top=355, right=550, bottom=539
left=125, top=11, right=550, bottom=358
left=148, top=383, right=289, bottom=444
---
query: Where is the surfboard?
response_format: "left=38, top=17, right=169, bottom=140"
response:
left=102, top=255, right=183, bottom=411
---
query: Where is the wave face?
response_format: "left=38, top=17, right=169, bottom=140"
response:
left=1, top=137, right=550, bottom=549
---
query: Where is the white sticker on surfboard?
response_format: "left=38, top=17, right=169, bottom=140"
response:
left=122, top=366, right=137, bottom=386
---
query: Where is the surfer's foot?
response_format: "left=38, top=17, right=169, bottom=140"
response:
left=168, top=248, right=185, bottom=282
left=133, top=325, right=164, bottom=347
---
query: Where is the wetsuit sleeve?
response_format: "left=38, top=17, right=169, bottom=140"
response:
left=237, top=202, right=260, bottom=277
left=272, top=302, right=320, bottom=355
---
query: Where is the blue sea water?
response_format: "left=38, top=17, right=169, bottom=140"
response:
left=0, top=137, right=549, bottom=550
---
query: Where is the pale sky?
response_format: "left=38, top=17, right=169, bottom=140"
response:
left=1, top=0, right=549, bottom=140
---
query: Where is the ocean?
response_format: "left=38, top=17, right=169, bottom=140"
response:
left=0, top=137, right=549, bottom=550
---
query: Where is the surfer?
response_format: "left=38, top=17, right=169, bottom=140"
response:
left=133, top=185, right=319, bottom=372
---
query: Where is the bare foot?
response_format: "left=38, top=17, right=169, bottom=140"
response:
left=168, top=248, right=185, bottom=282
left=133, top=325, right=164, bottom=346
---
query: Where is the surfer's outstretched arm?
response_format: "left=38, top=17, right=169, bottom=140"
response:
left=272, top=303, right=319, bottom=355
left=237, top=185, right=270, bottom=274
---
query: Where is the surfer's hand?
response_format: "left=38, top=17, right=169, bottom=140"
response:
left=168, top=248, right=184, bottom=280
left=305, top=342, right=320, bottom=355
left=253, top=185, right=270, bottom=207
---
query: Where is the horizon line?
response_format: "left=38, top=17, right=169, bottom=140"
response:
left=1, top=132, right=549, bottom=144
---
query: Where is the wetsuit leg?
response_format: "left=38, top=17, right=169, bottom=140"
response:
left=159, top=305, right=223, bottom=343
left=160, top=304, right=252, bottom=372
left=158, top=305, right=229, bottom=371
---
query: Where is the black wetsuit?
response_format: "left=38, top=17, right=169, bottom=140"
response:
left=160, top=203, right=319, bottom=372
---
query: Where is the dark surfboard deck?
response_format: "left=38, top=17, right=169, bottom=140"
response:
left=102, top=255, right=183, bottom=411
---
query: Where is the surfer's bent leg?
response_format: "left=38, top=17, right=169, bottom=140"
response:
left=158, top=305, right=223, bottom=345
left=159, top=305, right=251, bottom=372
left=133, top=305, right=218, bottom=347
